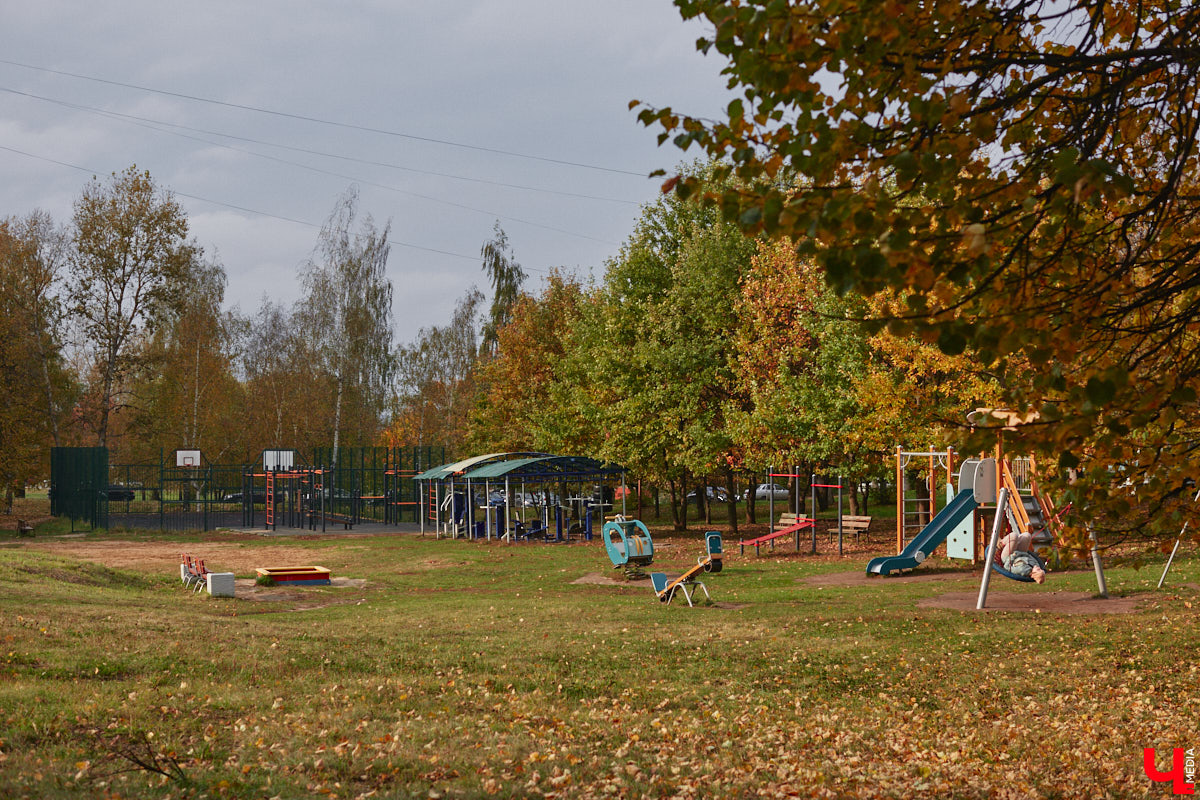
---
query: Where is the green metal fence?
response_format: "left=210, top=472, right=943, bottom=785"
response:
left=50, top=445, right=446, bottom=532
left=311, top=446, right=446, bottom=524
left=50, top=447, right=108, bottom=529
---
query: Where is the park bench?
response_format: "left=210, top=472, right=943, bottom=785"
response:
left=828, top=515, right=872, bottom=544
left=305, top=510, right=355, bottom=530
left=17, top=519, right=34, bottom=537
left=738, top=512, right=812, bottom=555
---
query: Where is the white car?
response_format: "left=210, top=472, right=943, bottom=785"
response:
left=748, top=483, right=789, bottom=501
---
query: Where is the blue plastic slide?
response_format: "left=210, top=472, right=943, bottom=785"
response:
left=866, top=489, right=978, bottom=575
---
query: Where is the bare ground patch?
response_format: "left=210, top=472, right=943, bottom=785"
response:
left=571, top=571, right=652, bottom=588
left=919, top=590, right=1141, bottom=615
left=23, top=538, right=344, bottom=576
left=800, top=568, right=975, bottom=587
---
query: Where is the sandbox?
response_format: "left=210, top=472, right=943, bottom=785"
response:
left=256, top=566, right=332, bottom=586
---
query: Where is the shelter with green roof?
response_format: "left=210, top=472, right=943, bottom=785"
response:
left=414, top=452, right=626, bottom=541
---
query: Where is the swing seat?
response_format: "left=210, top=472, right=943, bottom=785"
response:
left=990, top=553, right=1047, bottom=583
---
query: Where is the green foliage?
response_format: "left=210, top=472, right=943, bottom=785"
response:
left=640, top=0, right=1200, bottom=545
left=559, top=163, right=758, bottom=525
left=479, top=222, right=527, bottom=359
left=69, top=166, right=199, bottom=448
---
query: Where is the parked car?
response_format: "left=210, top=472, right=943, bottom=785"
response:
left=687, top=486, right=730, bottom=502
left=747, top=483, right=789, bottom=501
left=223, top=490, right=268, bottom=504
left=105, top=485, right=135, bottom=502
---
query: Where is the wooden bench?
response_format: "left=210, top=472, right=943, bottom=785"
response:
left=306, top=510, right=356, bottom=530
left=827, top=515, right=872, bottom=543
left=17, top=519, right=34, bottom=537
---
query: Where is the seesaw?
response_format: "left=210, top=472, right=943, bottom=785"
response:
left=650, top=532, right=723, bottom=607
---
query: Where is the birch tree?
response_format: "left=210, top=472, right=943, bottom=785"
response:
left=298, top=188, right=394, bottom=467
left=479, top=222, right=526, bottom=358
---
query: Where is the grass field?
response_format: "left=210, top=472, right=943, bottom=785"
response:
left=0, top=521, right=1196, bottom=799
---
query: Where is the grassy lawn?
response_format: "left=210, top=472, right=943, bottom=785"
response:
left=0, top=522, right=1195, bottom=799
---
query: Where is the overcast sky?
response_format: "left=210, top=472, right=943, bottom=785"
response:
left=0, top=1, right=734, bottom=342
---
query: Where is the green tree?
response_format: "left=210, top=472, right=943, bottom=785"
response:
left=639, top=1, right=1200, bottom=545
left=479, top=222, right=526, bottom=359
left=298, top=188, right=394, bottom=467
left=569, top=163, right=758, bottom=529
left=69, top=166, right=198, bottom=447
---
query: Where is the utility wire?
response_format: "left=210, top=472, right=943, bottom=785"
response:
left=0, top=57, right=648, bottom=177
left=0, top=143, right=495, bottom=265
left=1, top=87, right=620, bottom=246
left=0, top=86, right=640, bottom=205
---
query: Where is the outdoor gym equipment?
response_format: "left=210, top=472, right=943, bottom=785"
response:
left=650, top=532, right=723, bottom=607
left=758, top=468, right=847, bottom=554
left=601, top=517, right=655, bottom=579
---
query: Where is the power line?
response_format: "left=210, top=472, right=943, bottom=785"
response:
left=1, top=87, right=621, bottom=246
left=0, top=57, right=649, bottom=177
left=0, top=85, right=641, bottom=205
left=0, top=143, right=493, bottom=265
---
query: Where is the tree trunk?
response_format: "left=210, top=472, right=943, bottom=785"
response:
left=678, top=472, right=688, bottom=529
left=331, top=374, right=344, bottom=468
left=190, top=335, right=201, bottom=445
left=37, top=335, right=60, bottom=447
left=724, top=468, right=737, bottom=535
left=744, top=472, right=757, bottom=525
left=668, top=478, right=684, bottom=531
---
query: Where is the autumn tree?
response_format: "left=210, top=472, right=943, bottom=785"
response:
left=127, top=255, right=247, bottom=463
left=729, top=240, right=871, bottom=512
left=468, top=271, right=584, bottom=453
left=297, top=188, right=394, bottom=467
left=69, top=166, right=198, bottom=448
left=390, top=288, right=484, bottom=454
left=640, top=1, right=1200, bottom=545
left=240, top=299, right=331, bottom=457
left=0, top=215, right=77, bottom=505
left=4, top=211, right=75, bottom=449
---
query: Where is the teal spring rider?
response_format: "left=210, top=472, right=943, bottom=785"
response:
left=601, top=517, right=655, bottom=579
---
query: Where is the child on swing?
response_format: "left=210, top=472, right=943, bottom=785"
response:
left=997, top=530, right=1047, bottom=583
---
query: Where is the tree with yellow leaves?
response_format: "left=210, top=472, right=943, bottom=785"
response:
left=639, top=0, right=1200, bottom=545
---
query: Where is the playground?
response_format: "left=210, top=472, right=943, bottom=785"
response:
left=1, top=512, right=1196, bottom=798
